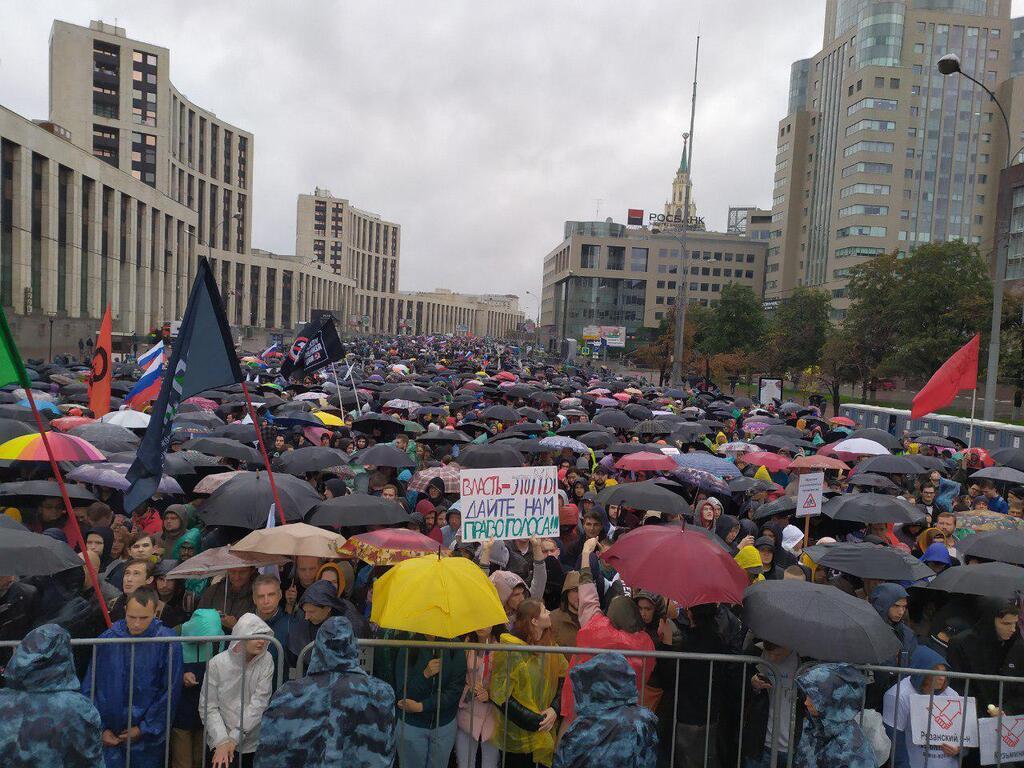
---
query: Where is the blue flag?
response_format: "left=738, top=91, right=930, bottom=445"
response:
left=125, top=258, right=242, bottom=512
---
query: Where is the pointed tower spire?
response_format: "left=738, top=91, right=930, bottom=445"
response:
left=678, top=133, right=689, bottom=173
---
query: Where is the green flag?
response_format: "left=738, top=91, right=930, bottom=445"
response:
left=0, top=307, right=30, bottom=389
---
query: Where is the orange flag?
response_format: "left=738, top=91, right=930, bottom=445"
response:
left=89, top=305, right=112, bottom=417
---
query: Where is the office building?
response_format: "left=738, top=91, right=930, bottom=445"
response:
left=766, top=0, right=1018, bottom=317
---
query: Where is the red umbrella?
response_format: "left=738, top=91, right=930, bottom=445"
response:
left=600, top=525, right=748, bottom=607
left=494, top=371, right=516, bottom=382
left=741, top=451, right=792, bottom=472
left=829, top=416, right=857, bottom=427
left=336, top=529, right=445, bottom=565
left=614, top=452, right=677, bottom=472
left=612, top=392, right=631, bottom=403
left=790, top=455, right=849, bottom=472
left=50, top=416, right=97, bottom=432
left=184, top=396, right=219, bottom=412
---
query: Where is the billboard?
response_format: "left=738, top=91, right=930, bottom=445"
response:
left=581, top=325, right=626, bottom=348
left=627, top=208, right=644, bottom=225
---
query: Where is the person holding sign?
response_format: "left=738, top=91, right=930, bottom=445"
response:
left=882, top=646, right=963, bottom=768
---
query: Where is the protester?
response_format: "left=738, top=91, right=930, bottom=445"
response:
left=795, top=663, right=876, bottom=768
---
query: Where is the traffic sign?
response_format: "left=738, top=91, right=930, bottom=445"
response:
left=796, top=472, right=824, bottom=517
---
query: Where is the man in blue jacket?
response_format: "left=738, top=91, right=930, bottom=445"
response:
left=83, top=586, right=183, bottom=768
left=0, top=623, right=105, bottom=767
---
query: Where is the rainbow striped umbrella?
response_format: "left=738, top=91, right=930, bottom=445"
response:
left=0, top=432, right=106, bottom=462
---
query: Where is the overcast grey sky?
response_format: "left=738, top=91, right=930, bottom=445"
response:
left=7, top=1, right=1009, bottom=313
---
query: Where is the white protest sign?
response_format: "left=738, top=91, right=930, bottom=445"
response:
left=459, top=466, right=559, bottom=543
left=910, top=694, right=979, bottom=747
left=979, top=716, right=1024, bottom=765
left=796, top=471, right=824, bottom=518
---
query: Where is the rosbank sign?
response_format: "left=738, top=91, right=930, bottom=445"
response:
left=627, top=208, right=705, bottom=228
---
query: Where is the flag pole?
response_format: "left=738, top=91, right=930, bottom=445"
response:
left=968, top=387, right=977, bottom=449
left=240, top=382, right=287, bottom=526
left=24, top=387, right=112, bottom=628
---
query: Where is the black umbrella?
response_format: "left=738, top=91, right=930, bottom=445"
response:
left=306, top=495, right=410, bottom=527
left=907, top=455, right=947, bottom=472
left=516, top=407, right=547, bottom=421
left=504, top=423, right=547, bottom=437
left=599, top=480, right=690, bottom=517
left=480, top=405, right=518, bottom=422
left=971, top=466, right=1024, bottom=485
left=530, top=391, right=560, bottom=405
left=199, top=471, right=321, bottom=528
left=354, top=444, right=416, bottom=468
left=65, top=423, right=140, bottom=453
left=457, top=421, right=493, bottom=438
left=752, top=434, right=799, bottom=453
left=606, top=442, right=651, bottom=456
left=385, top=384, right=434, bottom=403
left=846, top=473, right=901, bottom=492
left=0, top=529, right=85, bottom=576
left=957, top=530, right=1024, bottom=566
left=742, top=580, right=903, bottom=663
left=752, top=495, right=797, bottom=521
left=854, top=455, right=926, bottom=475
left=350, top=414, right=405, bottom=440
left=915, top=434, right=957, bottom=449
left=924, top=562, right=1024, bottom=599
left=577, top=431, right=614, bottom=449
left=764, top=425, right=804, bottom=440
left=556, top=422, right=600, bottom=436
left=0, top=480, right=97, bottom=505
left=848, top=428, right=902, bottom=452
left=633, top=419, right=673, bottom=436
left=274, top=446, right=351, bottom=475
left=592, top=410, right=637, bottom=431
left=458, top=444, right=524, bottom=468
left=173, top=412, right=225, bottom=428
left=727, top=476, right=773, bottom=493
left=213, top=423, right=261, bottom=442
left=803, top=542, right=933, bottom=581
left=180, top=437, right=261, bottom=464
left=417, top=430, right=472, bottom=445
left=0, top=418, right=35, bottom=444
left=992, top=447, right=1024, bottom=472
left=624, top=404, right=654, bottom=421
left=822, top=493, right=926, bottom=524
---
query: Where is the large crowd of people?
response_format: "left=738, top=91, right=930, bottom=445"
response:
left=0, top=334, right=1023, bottom=768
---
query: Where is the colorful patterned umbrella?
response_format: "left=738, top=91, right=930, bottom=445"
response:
left=674, top=452, right=742, bottom=478
left=183, top=396, right=219, bottom=412
left=407, top=465, right=461, bottom=493
left=0, top=432, right=105, bottom=462
left=538, top=436, right=590, bottom=454
left=336, top=529, right=447, bottom=565
left=670, top=466, right=731, bottom=495
left=954, top=510, right=1024, bottom=536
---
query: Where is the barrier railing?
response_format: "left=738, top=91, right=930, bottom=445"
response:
left=0, top=633, right=284, bottom=768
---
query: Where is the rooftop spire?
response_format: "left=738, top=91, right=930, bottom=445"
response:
left=678, top=132, right=689, bottom=173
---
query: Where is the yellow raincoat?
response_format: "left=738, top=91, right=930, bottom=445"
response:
left=734, top=545, right=766, bottom=583
left=489, top=633, right=567, bottom=766
left=753, top=465, right=773, bottom=483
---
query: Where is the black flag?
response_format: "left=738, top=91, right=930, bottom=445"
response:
left=280, top=314, right=344, bottom=380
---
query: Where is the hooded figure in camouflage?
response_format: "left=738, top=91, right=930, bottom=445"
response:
left=0, top=623, right=105, bottom=767
left=795, top=663, right=876, bottom=768
left=255, top=616, right=396, bottom=768
left=553, top=653, right=658, bottom=768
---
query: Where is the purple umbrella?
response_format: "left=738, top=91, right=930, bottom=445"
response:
left=743, top=421, right=771, bottom=435
left=67, top=462, right=183, bottom=495
left=673, top=452, right=742, bottom=479
left=595, top=397, right=620, bottom=407
left=671, top=467, right=731, bottom=495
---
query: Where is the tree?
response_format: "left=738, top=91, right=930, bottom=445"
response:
left=814, top=327, right=861, bottom=415
left=702, top=283, right=767, bottom=356
left=845, top=251, right=902, bottom=397
left=762, top=287, right=831, bottom=387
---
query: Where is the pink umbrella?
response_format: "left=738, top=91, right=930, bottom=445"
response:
left=612, top=392, right=631, bottom=403
left=587, top=388, right=611, bottom=396
left=790, top=455, right=849, bottom=472
left=184, top=396, right=219, bottom=412
left=740, top=451, right=793, bottom=472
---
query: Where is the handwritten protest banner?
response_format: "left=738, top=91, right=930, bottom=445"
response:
left=460, top=466, right=558, bottom=543
left=910, top=694, right=979, bottom=747
left=979, top=715, right=1024, bottom=765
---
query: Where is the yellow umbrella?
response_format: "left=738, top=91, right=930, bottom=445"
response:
left=313, top=411, right=344, bottom=427
left=371, top=554, right=506, bottom=638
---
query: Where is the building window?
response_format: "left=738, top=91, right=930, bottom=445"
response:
left=131, top=50, right=158, bottom=127
left=844, top=141, right=894, bottom=157
left=580, top=244, right=599, bottom=269
left=838, top=204, right=889, bottom=217
left=130, top=132, right=156, bottom=186
left=223, top=130, right=233, bottom=184
left=92, top=40, right=120, bottom=119
left=847, top=97, right=897, bottom=115
left=836, top=225, right=887, bottom=238
left=313, top=239, right=325, bottom=263
left=630, top=247, right=648, bottom=272
left=840, top=183, right=891, bottom=198
left=606, top=246, right=625, bottom=270
left=92, top=125, right=119, bottom=166
left=842, top=161, right=893, bottom=177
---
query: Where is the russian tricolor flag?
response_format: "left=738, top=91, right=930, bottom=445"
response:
left=137, top=341, right=164, bottom=369
left=126, top=345, right=166, bottom=410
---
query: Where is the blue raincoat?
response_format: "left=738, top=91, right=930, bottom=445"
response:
left=82, top=617, right=183, bottom=768
left=0, top=623, right=105, bottom=768
left=254, top=616, right=396, bottom=768
left=870, top=583, right=918, bottom=663
left=795, top=663, right=876, bottom=768
left=553, top=653, right=658, bottom=768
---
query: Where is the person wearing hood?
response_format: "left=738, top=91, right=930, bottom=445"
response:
left=481, top=538, right=548, bottom=622
left=795, top=663, right=876, bottom=768
left=919, top=543, right=954, bottom=576
left=781, top=524, right=805, bottom=557
left=85, top=525, right=116, bottom=570
left=755, top=536, right=784, bottom=581
left=553, top=653, right=658, bottom=768
left=947, top=599, right=1024, bottom=715
left=415, top=499, right=444, bottom=544
left=560, top=537, right=657, bottom=726
left=882, top=645, right=964, bottom=768
left=172, top=609, right=223, bottom=768
left=255, top=616, right=396, bottom=768
left=200, top=613, right=276, bottom=767
left=736, top=545, right=766, bottom=584
left=83, top=586, right=183, bottom=768
left=866, top=583, right=917, bottom=710
left=550, top=571, right=581, bottom=649
left=441, top=503, right=462, bottom=548
left=155, top=504, right=189, bottom=555
left=286, top=578, right=369, bottom=671
left=714, top=514, right=747, bottom=555
left=0, top=623, right=105, bottom=767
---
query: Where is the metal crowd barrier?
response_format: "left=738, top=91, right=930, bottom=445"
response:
left=0, top=633, right=284, bottom=768
left=297, top=636, right=788, bottom=768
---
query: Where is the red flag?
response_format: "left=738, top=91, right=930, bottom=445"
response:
left=910, top=334, right=980, bottom=419
left=88, top=305, right=112, bottom=417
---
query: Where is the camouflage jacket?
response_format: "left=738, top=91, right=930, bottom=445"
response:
left=795, top=663, right=876, bottom=768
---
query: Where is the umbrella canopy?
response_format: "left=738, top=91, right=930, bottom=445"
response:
left=417, top=430, right=472, bottom=446
left=752, top=495, right=797, bottom=521
left=742, top=580, right=903, bottom=664
left=752, top=434, right=799, bottom=453
left=67, top=462, right=183, bottom=495
left=199, top=472, right=322, bottom=528
left=0, top=418, right=38, bottom=442
left=49, top=416, right=96, bottom=433
left=306, top=496, right=410, bottom=528
left=336, top=529, right=446, bottom=565
left=924, top=562, right=1024, bottom=599
left=352, top=444, right=415, bottom=469
left=970, top=466, right=1024, bottom=485
left=848, top=428, right=902, bottom=451
left=668, top=467, right=731, bottom=496
left=740, top=452, right=792, bottom=472
left=407, top=465, right=461, bottom=494
left=822, top=494, right=926, bottom=524
left=955, top=509, right=1024, bottom=534
left=538, top=436, right=590, bottom=454
left=231, top=523, right=344, bottom=559
left=599, top=525, right=748, bottom=607
left=458, top=444, right=524, bottom=469
left=371, top=554, right=507, bottom=638
left=0, top=480, right=97, bottom=505
left=832, top=438, right=890, bottom=456
left=957, top=529, right=1024, bottom=566
left=614, top=451, right=677, bottom=472
left=846, top=473, right=901, bottom=492
left=790, top=455, right=849, bottom=472
left=0, top=432, right=105, bottom=462
left=273, top=446, right=351, bottom=475
left=193, top=470, right=245, bottom=495
left=599, top=479, right=691, bottom=516
left=180, top=437, right=261, bottom=464
left=673, top=452, right=742, bottom=478
left=100, top=410, right=151, bottom=429
left=0, top=529, right=85, bottom=576
left=591, top=410, right=637, bottom=431
left=165, top=545, right=289, bottom=579
left=68, top=423, right=140, bottom=453
left=854, top=455, right=927, bottom=476
left=803, top=542, right=933, bottom=581
left=350, top=414, right=406, bottom=440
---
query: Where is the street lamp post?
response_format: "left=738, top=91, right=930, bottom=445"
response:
left=938, top=53, right=1012, bottom=420
left=46, top=312, right=57, bottom=361
left=524, top=290, right=541, bottom=348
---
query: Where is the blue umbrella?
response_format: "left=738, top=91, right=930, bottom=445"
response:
left=673, top=452, right=741, bottom=478
left=16, top=399, right=59, bottom=414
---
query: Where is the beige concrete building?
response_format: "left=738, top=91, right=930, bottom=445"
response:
left=765, top=0, right=1020, bottom=318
